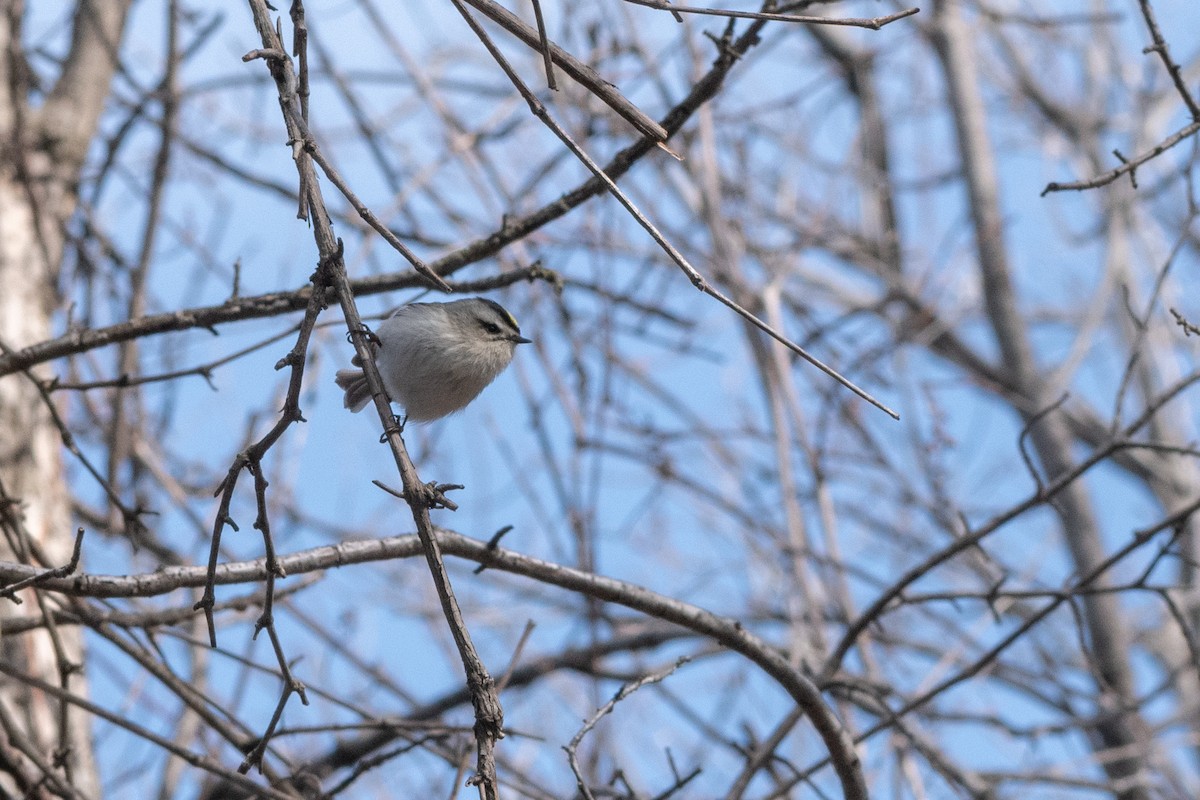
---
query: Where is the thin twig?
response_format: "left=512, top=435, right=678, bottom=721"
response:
left=1041, top=120, right=1200, bottom=195
left=0, top=528, right=84, bottom=604
left=564, top=658, right=691, bottom=800
left=623, top=0, right=920, bottom=30
left=1136, top=0, right=1200, bottom=120
left=1017, top=392, right=1069, bottom=494
left=1170, top=308, right=1200, bottom=337
left=529, top=0, right=556, bottom=90
left=496, top=620, right=536, bottom=693
left=458, top=0, right=668, bottom=141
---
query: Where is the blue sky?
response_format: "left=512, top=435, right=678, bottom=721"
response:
left=23, top=0, right=1200, bottom=797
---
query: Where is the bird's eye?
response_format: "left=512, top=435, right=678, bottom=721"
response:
left=482, top=321, right=501, bottom=335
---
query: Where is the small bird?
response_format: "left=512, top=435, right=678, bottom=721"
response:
left=336, top=297, right=531, bottom=422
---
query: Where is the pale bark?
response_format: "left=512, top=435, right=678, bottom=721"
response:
left=0, top=1, right=133, bottom=796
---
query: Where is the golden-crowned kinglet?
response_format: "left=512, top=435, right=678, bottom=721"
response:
left=335, top=297, right=531, bottom=421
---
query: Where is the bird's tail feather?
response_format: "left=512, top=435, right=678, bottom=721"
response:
left=334, top=369, right=372, bottom=412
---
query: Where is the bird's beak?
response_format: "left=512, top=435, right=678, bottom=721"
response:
left=513, top=335, right=532, bottom=345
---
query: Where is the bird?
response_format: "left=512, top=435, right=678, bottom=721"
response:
left=335, top=297, right=531, bottom=422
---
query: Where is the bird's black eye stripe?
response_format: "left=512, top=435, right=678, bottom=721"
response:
left=478, top=319, right=502, bottom=335
left=476, top=298, right=522, bottom=334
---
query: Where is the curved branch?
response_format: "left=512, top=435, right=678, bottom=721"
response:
left=0, top=529, right=868, bottom=799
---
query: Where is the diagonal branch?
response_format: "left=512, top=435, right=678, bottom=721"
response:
left=623, top=0, right=919, bottom=30
left=458, top=0, right=668, bottom=141
left=451, top=0, right=899, bottom=419
left=239, top=1, right=504, bottom=792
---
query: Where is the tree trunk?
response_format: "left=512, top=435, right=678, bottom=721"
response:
left=0, top=2, right=132, bottom=795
